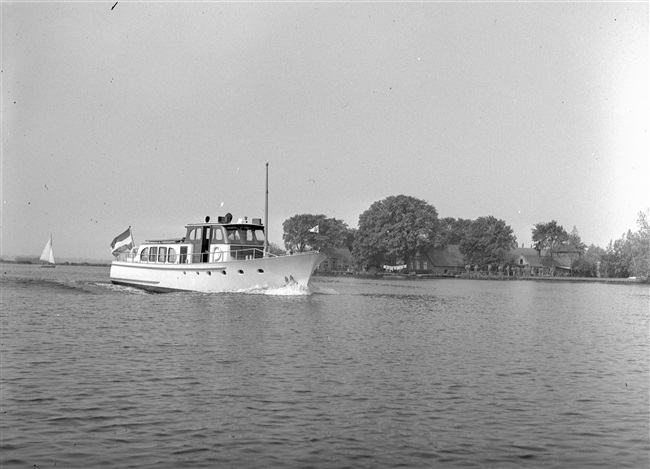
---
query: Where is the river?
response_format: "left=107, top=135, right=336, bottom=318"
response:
left=1, top=264, right=648, bottom=468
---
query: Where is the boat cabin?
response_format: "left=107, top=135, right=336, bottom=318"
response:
left=185, top=217, right=265, bottom=263
left=129, top=215, right=266, bottom=265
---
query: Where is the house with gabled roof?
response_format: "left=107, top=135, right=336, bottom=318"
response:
left=511, top=246, right=578, bottom=275
left=406, top=244, right=580, bottom=276
left=317, top=246, right=353, bottom=272
left=409, top=244, right=465, bottom=275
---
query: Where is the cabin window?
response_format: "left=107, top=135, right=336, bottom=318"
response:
left=211, top=227, right=224, bottom=242
left=149, top=247, right=158, bottom=262
left=226, top=227, right=241, bottom=241
left=189, top=228, right=201, bottom=241
left=253, top=229, right=265, bottom=242
left=158, top=247, right=167, bottom=263
left=168, top=248, right=177, bottom=263
left=140, top=248, right=149, bottom=262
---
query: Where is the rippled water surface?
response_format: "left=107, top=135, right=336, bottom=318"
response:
left=1, top=264, right=648, bottom=468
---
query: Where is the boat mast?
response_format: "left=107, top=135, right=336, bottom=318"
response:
left=264, top=162, right=269, bottom=256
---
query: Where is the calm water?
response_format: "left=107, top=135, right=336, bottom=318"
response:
left=1, top=264, right=648, bottom=468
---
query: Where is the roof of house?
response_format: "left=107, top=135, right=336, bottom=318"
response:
left=424, top=244, right=465, bottom=267
left=320, top=247, right=352, bottom=259
left=512, top=247, right=542, bottom=266
left=420, top=245, right=575, bottom=270
left=510, top=247, right=573, bottom=269
left=554, top=245, right=584, bottom=254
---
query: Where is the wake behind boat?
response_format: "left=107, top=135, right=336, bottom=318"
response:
left=109, top=215, right=325, bottom=293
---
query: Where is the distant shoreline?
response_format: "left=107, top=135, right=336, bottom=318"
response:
left=1, top=259, right=111, bottom=267
left=3, top=261, right=644, bottom=284
left=314, top=271, right=647, bottom=285
left=458, top=275, right=646, bottom=285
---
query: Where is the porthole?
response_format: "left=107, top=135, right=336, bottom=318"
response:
left=183, top=271, right=186, bottom=275
left=238, top=270, right=244, bottom=275
left=221, top=271, right=227, bottom=275
left=196, top=271, right=200, bottom=275
left=257, top=269, right=264, bottom=274
left=207, top=271, right=212, bottom=276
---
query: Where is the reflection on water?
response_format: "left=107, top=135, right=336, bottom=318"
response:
left=1, top=265, right=648, bottom=468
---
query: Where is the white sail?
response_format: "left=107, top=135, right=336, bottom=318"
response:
left=39, top=236, right=55, bottom=264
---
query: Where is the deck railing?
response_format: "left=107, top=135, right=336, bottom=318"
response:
left=114, top=245, right=277, bottom=264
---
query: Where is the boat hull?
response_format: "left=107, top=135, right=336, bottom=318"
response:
left=110, top=252, right=326, bottom=293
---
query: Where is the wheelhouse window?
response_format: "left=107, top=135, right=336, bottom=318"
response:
left=189, top=228, right=201, bottom=241
left=226, top=227, right=241, bottom=241
left=253, top=229, right=265, bottom=242
left=211, top=227, right=224, bottom=242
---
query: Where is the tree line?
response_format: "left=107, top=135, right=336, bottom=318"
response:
left=281, top=195, right=649, bottom=282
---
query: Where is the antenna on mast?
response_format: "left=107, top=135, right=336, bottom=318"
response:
left=264, top=163, right=269, bottom=256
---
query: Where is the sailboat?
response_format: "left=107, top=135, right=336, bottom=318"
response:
left=40, top=235, right=56, bottom=268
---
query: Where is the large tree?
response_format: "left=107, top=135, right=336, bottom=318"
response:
left=440, top=217, right=474, bottom=245
left=568, top=226, right=587, bottom=253
left=572, top=244, right=605, bottom=278
left=352, top=195, right=444, bottom=270
left=565, top=226, right=587, bottom=275
left=600, top=211, right=650, bottom=281
left=282, top=214, right=348, bottom=252
left=628, top=211, right=650, bottom=281
left=459, top=216, right=517, bottom=268
left=601, top=235, right=634, bottom=278
left=532, top=220, right=570, bottom=257
left=344, top=227, right=357, bottom=252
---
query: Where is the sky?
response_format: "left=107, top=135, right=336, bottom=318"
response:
left=1, top=1, right=648, bottom=261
